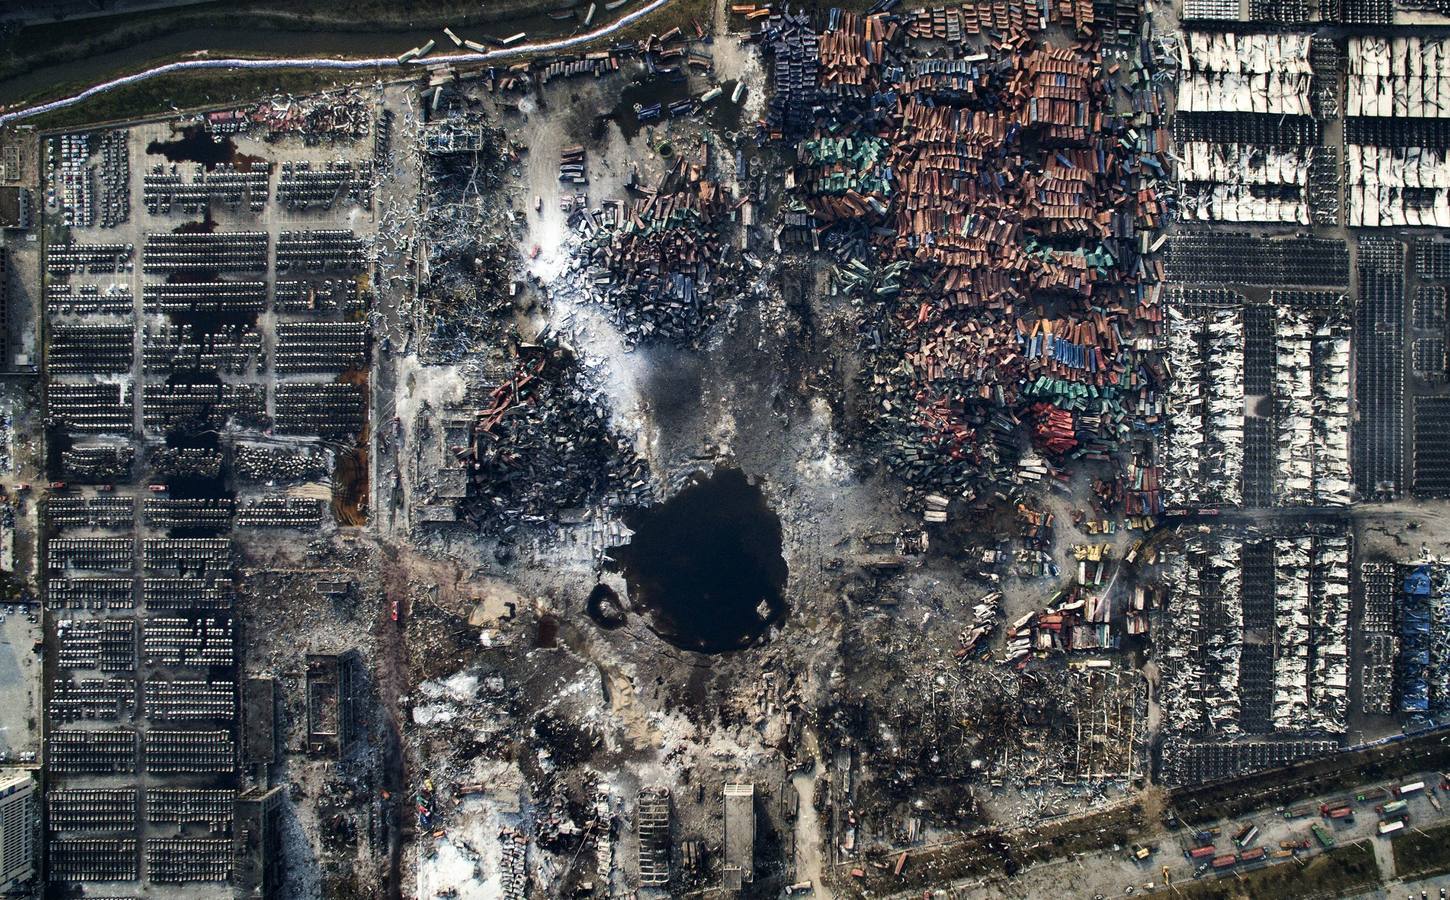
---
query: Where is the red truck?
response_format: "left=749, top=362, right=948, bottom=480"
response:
left=1320, top=804, right=1354, bottom=820
left=1211, top=854, right=1237, bottom=869
left=1187, top=845, right=1216, bottom=860
left=1239, top=847, right=1267, bottom=863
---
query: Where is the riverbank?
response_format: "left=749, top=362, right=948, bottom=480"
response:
left=2, top=0, right=709, bottom=131
left=0, top=0, right=633, bottom=106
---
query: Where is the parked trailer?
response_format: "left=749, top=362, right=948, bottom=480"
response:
left=1187, top=845, right=1216, bottom=860
left=1311, top=824, right=1335, bottom=848
left=1283, top=807, right=1311, bottom=820
left=1396, top=781, right=1427, bottom=796
left=1378, top=820, right=1405, bottom=835
left=1377, top=800, right=1408, bottom=815
left=1239, top=847, right=1267, bottom=863
left=1234, top=825, right=1259, bottom=848
left=1321, top=804, right=1353, bottom=820
left=1211, top=854, right=1237, bottom=869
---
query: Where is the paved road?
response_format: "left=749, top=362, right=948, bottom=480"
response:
left=1150, top=774, right=1449, bottom=896
left=0, top=0, right=677, bottom=127
left=896, top=773, right=1450, bottom=898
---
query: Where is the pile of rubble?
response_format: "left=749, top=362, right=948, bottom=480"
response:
left=453, top=344, right=649, bottom=534
left=575, top=146, right=740, bottom=346
left=417, top=101, right=518, bottom=362
left=216, top=90, right=374, bottom=142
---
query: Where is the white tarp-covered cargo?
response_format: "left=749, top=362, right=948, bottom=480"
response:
left=1160, top=538, right=1244, bottom=736
left=1345, top=144, right=1450, bottom=228
left=1165, top=307, right=1244, bottom=508
left=1274, top=309, right=1351, bottom=506
left=1346, top=36, right=1450, bottom=118
left=1179, top=142, right=1311, bottom=224
left=1178, top=32, right=1313, bottom=115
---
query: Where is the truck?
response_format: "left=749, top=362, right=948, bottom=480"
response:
left=1187, top=845, right=1216, bottom=860
left=1283, top=806, right=1312, bottom=820
left=1279, top=839, right=1310, bottom=850
left=1321, top=804, right=1353, bottom=820
left=1211, top=854, right=1237, bottom=870
left=1377, top=799, right=1409, bottom=816
left=1396, top=781, right=1427, bottom=797
left=1356, top=788, right=1388, bottom=803
left=1234, top=825, right=1259, bottom=848
left=1378, top=820, right=1406, bottom=835
left=1311, top=824, right=1335, bottom=849
left=1239, top=847, right=1267, bottom=863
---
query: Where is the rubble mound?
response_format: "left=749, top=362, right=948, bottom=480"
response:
left=607, top=468, right=787, bottom=652
left=458, top=344, right=647, bottom=534
left=579, top=147, right=737, bottom=347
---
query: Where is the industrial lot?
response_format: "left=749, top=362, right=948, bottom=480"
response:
left=1, top=0, right=1450, bottom=896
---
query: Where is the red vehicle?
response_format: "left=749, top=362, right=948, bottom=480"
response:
left=1321, top=804, right=1354, bottom=820
left=1187, top=845, right=1216, bottom=860
left=1239, top=847, right=1267, bottom=863
left=147, top=484, right=167, bottom=492
left=48, top=481, right=66, bottom=491
left=1211, top=854, right=1237, bottom=869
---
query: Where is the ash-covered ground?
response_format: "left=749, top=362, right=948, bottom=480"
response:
left=365, top=10, right=1160, bottom=897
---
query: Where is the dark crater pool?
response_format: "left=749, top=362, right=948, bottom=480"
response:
left=606, top=468, right=787, bottom=653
